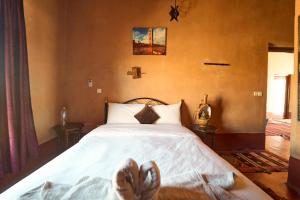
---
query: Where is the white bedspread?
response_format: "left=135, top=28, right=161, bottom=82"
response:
left=0, top=124, right=271, bottom=200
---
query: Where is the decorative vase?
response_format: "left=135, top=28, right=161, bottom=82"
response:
left=60, top=106, right=67, bottom=127
left=195, top=95, right=211, bottom=127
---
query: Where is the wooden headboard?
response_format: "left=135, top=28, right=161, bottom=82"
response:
left=104, top=97, right=168, bottom=124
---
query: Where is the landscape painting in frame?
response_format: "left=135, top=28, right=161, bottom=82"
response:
left=133, top=27, right=167, bottom=55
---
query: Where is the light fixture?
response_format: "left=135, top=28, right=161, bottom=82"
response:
left=127, top=67, right=142, bottom=79
left=169, top=0, right=179, bottom=22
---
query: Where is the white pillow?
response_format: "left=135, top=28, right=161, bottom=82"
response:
left=106, top=103, right=145, bottom=124
left=152, top=102, right=182, bottom=125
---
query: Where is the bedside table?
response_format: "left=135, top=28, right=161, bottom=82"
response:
left=54, top=122, right=85, bottom=150
left=192, top=124, right=217, bottom=149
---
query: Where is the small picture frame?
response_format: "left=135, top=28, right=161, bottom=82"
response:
left=133, top=27, right=167, bottom=55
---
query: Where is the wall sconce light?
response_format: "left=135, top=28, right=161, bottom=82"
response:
left=127, top=66, right=142, bottom=79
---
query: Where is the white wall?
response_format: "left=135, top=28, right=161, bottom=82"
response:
left=267, top=52, right=294, bottom=119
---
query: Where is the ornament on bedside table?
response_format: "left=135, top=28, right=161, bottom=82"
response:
left=194, top=94, right=211, bottom=127
left=60, top=106, right=68, bottom=127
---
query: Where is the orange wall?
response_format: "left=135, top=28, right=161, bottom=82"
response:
left=62, top=0, right=294, bottom=133
left=24, top=0, right=295, bottom=143
left=291, top=0, right=300, bottom=159
left=24, top=0, right=66, bottom=143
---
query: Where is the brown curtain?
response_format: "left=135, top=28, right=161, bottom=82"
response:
left=0, top=0, right=39, bottom=178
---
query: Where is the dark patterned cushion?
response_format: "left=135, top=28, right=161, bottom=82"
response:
left=134, top=105, right=160, bottom=124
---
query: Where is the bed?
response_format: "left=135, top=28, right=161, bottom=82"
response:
left=0, top=98, right=271, bottom=200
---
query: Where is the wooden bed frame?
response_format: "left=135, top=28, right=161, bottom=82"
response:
left=104, top=97, right=169, bottom=124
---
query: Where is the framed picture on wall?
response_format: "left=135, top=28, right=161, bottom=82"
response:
left=133, top=27, right=167, bottom=55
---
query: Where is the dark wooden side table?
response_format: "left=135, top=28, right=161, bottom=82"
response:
left=191, top=124, right=217, bottom=149
left=54, top=122, right=85, bottom=151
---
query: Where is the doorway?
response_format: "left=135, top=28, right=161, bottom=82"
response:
left=265, top=49, right=294, bottom=159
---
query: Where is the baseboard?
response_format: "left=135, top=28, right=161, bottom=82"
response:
left=288, top=156, right=300, bottom=194
left=214, top=133, right=265, bottom=151
left=37, top=133, right=268, bottom=154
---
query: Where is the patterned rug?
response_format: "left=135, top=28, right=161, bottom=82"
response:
left=265, top=120, right=291, bottom=140
left=219, top=151, right=289, bottom=173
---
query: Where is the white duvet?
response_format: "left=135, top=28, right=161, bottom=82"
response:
left=0, top=124, right=271, bottom=200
